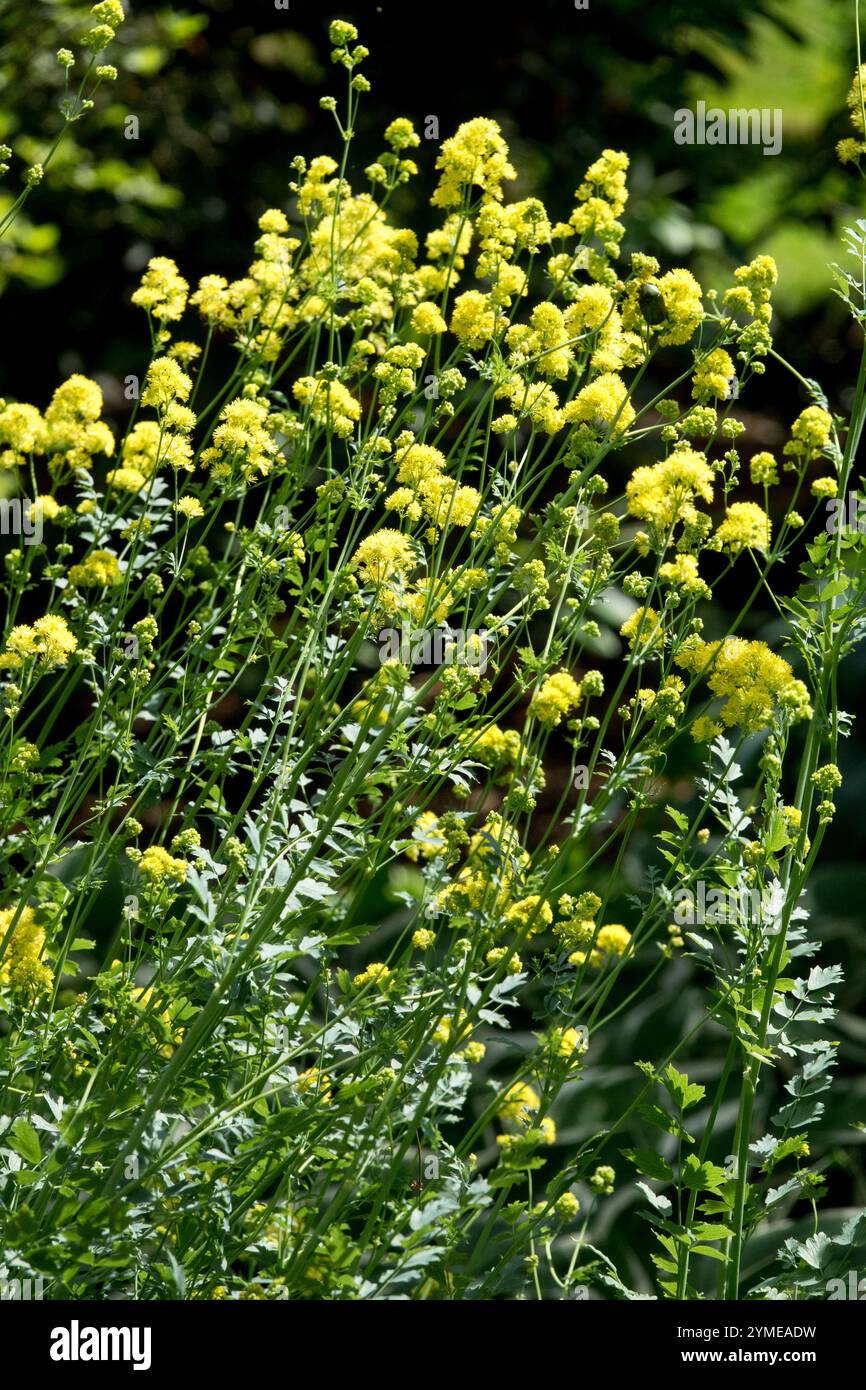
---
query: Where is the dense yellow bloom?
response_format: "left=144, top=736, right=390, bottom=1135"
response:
left=562, top=371, right=635, bottom=437
left=411, top=301, right=447, bottom=335
left=136, top=845, right=189, bottom=884
left=811, top=477, right=838, bottom=500
left=555, top=1192, right=581, bottom=1219
left=655, top=268, right=703, bottom=346
left=293, top=376, right=361, bottom=438
left=495, top=377, right=562, bottom=434
left=38, top=376, right=115, bottom=472
left=837, top=65, right=866, bottom=162
left=659, top=553, right=711, bottom=599
left=0, top=401, right=47, bottom=462
left=296, top=1067, right=332, bottom=1102
left=351, top=529, right=415, bottom=584
left=504, top=894, right=552, bottom=936
left=626, top=449, right=714, bottom=531
left=0, top=905, right=52, bottom=999
left=575, top=148, right=629, bottom=217
left=596, top=924, right=631, bottom=956
left=105, top=465, right=146, bottom=492
left=506, top=302, right=572, bottom=379
left=300, top=192, right=416, bottom=328
left=548, top=1026, right=588, bottom=1061
left=569, top=923, right=631, bottom=970
left=692, top=347, right=735, bottom=401
left=31, top=495, right=61, bottom=522
left=750, top=451, right=779, bottom=486
left=201, top=398, right=278, bottom=481
left=451, top=290, right=498, bottom=348
left=499, top=1081, right=540, bottom=1122
left=68, top=549, right=122, bottom=587
left=421, top=478, right=481, bottom=529
left=432, top=117, right=516, bottom=208
left=471, top=724, right=522, bottom=768
left=118, top=420, right=162, bottom=481
left=676, top=636, right=812, bottom=733
left=92, top=1, right=125, bottom=27
left=176, top=496, right=204, bottom=519
left=714, top=502, right=772, bottom=554
left=783, top=406, right=833, bottom=463
left=620, top=606, right=663, bottom=651
left=141, top=357, right=192, bottom=410
left=0, top=614, right=77, bottom=671
left=353, top=962, right=394, bottom=991
left=529, top=671, right=582, bottom=727
left=131, top=256, right=189, bottom=323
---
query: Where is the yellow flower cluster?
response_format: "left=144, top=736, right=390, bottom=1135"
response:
left=385, top=439, right=481, bottom=537
left=529, top=671, right=583, bottom=728
left=0, top=614, right=77, bottom=672
left=131, top=256, right=189, bottom=323
left=836, top=64, right=866, bottom=164
left=692, top=347, right=735, bottom=402
left=713, top=501, right=772, bottom=555
left=431, top=117, right=516, bottom=209
left=562, top=370, right=635, bottom=438
left=134, top=845, right=190, bottom=885
left=293, top=375, right=361, bottom=439
left=351, top=529, right=416, bottom=585
left=471, top=724, right=522, bottom=769
left=202, top=398, right=279, bottom=481
left=783, top=406, right=833, bottom=465
left=626, top=448, right=714, bottom=534
left=0, top=376, right=114, bottom=473
left=68, top=549, right=122, bottom=587
left=0, top=905, right=52, bottom=1000
left=676, top=636, right=812, bottom=735
left=571, top=923, right=632, bottom=970
left=659, top=553, right=711, bottom=599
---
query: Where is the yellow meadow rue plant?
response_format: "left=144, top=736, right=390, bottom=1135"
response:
left=1, top=13, right=865, bottom=1304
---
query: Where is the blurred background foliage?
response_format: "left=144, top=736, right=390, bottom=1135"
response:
left=1, top=0, right=864, bottom=1294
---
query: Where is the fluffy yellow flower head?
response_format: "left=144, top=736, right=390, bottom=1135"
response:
left=68, top=549, right=122, bottom=587
left=411, top=301, right=447, bottom=335
left=0, top=905, right=52, bottom=999
left=499, top=1081, right=541, bottom=1122
left=131, top=256, right=189, bottom=323
left=451, top=290, right=498, bottom=348
left=655, top=268, right=703, bottom=346
left=201, top=398, right=278, bottom=481
left=562, top=371, right=635, bottom=437
left=351, top=529, right=415, bottom=585
left=783, top=406, right=833, bottom=463
left=620, top=606, right=663, bottom=652
left=692, top=347, right=735, bottom=401
left=0, top=614, right=77, bottom=672
left=714, top=502, right=772, bottom=555
left=432, top=117, right=516, bottom=208
left=529, top=671, right=583, bottom=728
left=136, top=845, right=189, bottom=885
left=141, top=357, right=192, bottom=410
left=293, top=376, right=361, bottom=438
left=676, top=636, right=812, bottom=734
left=659, top=553, right=711, bottom=599
left=626, top=449, right=714, bottom=531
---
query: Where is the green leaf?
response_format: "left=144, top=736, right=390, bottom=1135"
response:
left=622, top=1147, right=673, bottom=1183
left=682, top=1155, right=727, bottom=1193
left=9, top=1117, right=42, bottom=1166
left=662, top=1064, right=705, bottom=1111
